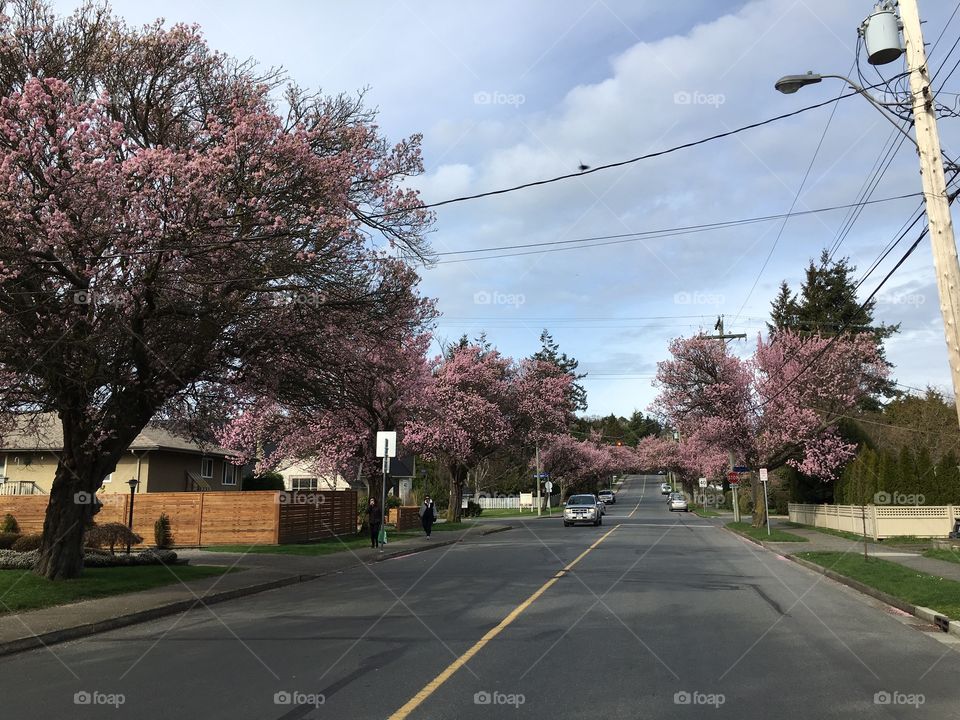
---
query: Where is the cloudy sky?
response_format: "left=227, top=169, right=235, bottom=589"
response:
left=54, top=0, right=960, bottom=417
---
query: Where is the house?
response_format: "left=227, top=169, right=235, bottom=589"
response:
left=0, top=414, right=242, bottom=495
left=275, top=457, right=352, bottom=491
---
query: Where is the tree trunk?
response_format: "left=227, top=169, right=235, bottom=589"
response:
left=35, top=458, right=100, bottom=579
left=751, top=476, right=767, bottom=528
left=447, top=463, right=467, bottom=522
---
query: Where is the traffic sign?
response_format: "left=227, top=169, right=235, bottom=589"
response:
left=699, top=478, right=707, bottom=488
left=544, top=480, right=553, bottom=493
left=733, top=465, right=750, bottom=473
left=759, top=468, right=768, bottom=483
left=727, top=471, right=740, bottom=486
left=375, top=431, right=397, bottom=458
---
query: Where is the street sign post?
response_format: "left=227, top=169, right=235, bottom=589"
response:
left=544, top=480, right=553, bottom=513
left=759, top=467, right=771, bottom=536
left=375, top=431, right=397, bottom=552
left=727, top=471, right=741, bottom=523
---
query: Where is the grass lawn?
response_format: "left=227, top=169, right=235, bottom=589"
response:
left=784, top=523, right=932, bottom=548
left=797, top=551, right=960, bottom=619
left=923, top=548, right=960, bottom=564
left=726, top=522, right=808, bottom=543
left=203, top=523, right=474, bottom=556
left=0, top=565, right=232, bottom=614
left=690, top=506, right=720, bottom=518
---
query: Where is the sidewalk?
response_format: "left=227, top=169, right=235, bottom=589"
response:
left=0, top=523, right=512, bottom=657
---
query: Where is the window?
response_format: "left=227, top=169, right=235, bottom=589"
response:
left=222, top=462, right=237, bottom=486
left=291, top=477, right=318, bottom=490
left=201, top=457, right=213, bottom=478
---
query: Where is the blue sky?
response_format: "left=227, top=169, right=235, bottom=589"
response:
left=54, top=0, right=960, bottom=416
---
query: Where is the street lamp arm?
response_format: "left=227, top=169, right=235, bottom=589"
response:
left=775, top=71, right=917, bottom=149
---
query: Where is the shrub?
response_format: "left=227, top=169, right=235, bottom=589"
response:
left=242, top=471, right=285, bottom=490
left=85, top=523, right=143, bottom=554
left=0, top=549, right=37, bottom=569
left=0, top=532, right=20, bottom=549
left=11, top=533, right=43, bottom=552
left=385, top=495, right=402, bottom=509
left=1, top=513, right=19, bottom=534
left=154, top=513, right=173, bottom=549
left=463, top=501, right=483, bottom=518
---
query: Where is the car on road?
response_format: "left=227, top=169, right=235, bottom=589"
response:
left=660, top=482, right=672, bottom=495
left=668, top=492, right=688, bottom=512
left=598, top=489, right=615, bottom=504
left=563, top=494, right=603, bottom=526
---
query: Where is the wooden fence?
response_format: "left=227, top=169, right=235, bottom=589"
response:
left=789, top=503, right=960, bottom=539
left=0, top=490, right=357, bottom=547
left=388, top=506, right=422, bottom=532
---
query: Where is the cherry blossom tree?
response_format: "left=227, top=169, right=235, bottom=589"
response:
left=650, top=330, right=886, bottom=526
left=0, top=2, right=432, bottom=578
left=404, top=346, right=572, bottom=521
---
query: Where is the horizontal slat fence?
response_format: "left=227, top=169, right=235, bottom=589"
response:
left=0, top=490, right=357, bottom=547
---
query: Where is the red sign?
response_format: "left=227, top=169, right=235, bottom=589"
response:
left=727, top=471, right=740, bottom=486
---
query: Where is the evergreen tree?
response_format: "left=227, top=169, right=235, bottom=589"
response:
left=532, top=330, right=588, bottom=411
left=935, top=450, right=960, bottom=504
left=915, top=445, right=934, bottom=503
left=769, top=251, right=899, bottom=403
left=767, top=280, right=797, bottom=335
left=897, top=446, right=917, bottom=497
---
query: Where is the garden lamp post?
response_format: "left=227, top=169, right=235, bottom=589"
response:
left=126, top=477, right=139, bottom=555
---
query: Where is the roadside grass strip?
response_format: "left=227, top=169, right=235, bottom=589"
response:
left=0, top=565, right=232, bottom=614
left=797, top=551, right=960, bottom=619
left=726, top=522, right=808, bottom=543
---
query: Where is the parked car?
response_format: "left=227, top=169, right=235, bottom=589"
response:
left=598, top=489, right=615, bottom=505
left=668, top=492, right=688, bottom=512
left=563, top=494, right=603, bottom=526
left=661, top=483, right=672, bottom=495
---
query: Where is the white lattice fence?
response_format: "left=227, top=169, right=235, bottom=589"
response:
left=789, top=503, right=958, bottom=539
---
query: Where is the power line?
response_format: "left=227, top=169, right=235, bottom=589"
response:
left=429, top=192, right=920, bottom=265
left=372, top=82, right=906, bottom=220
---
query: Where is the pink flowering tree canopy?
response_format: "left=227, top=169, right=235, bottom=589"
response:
left=404, top=344, right=572, bottom=520
left=651, top=329, right=886, bottom=524
left=0, top=3, right=432, bottom=578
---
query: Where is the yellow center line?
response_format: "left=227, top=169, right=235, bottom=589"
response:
left=388, top=524, right=620, bottom=720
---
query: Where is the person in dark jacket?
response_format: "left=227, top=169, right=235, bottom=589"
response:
left=419, top=496, right=437, bottom=537
left=366, top=498, right=383, bottom=548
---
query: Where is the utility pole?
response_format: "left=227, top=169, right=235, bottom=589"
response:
left=535, top=440, right=542, bottom=517
left=704, top=316, right=745, bottom=521
left=899, top=0, right=960, bottom=427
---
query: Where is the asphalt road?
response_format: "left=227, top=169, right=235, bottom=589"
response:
left=2, top=475, right=958, bottom=719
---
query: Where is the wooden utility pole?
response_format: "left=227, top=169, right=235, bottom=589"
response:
left=705, top=315, right=747, bottom=343
left=900, top=0, right=960, bottom=426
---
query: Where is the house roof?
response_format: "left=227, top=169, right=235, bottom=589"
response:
left=0, top=413, right=236, bottom=457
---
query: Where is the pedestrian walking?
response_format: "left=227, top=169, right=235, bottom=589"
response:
left=419, top=496, right=437, bottom=537
left=366, top=497, right=382, bottom=549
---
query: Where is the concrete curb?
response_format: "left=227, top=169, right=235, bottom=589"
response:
left=0, top=529, right=499, bottom=658
left=721, top=524, right=960, bottom=640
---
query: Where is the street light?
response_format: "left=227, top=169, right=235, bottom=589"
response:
left=773, top=72, right=917, bottom=148
left=126, top=477, right=139, bottom=555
